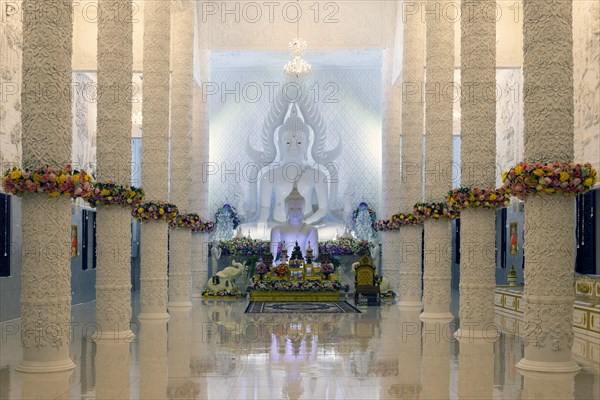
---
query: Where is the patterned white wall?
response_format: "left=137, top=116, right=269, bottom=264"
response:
left=208, top=63, right=382, bottom=220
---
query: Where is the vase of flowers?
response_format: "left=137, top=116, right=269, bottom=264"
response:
left=256, top=262, right=269, bottom=280
left=275, top=263, right=288, bottom=278
left=321, top=262, right=334, bottom=280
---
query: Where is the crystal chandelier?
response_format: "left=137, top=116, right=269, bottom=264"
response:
left=284, top=38, right=312, bottom=77
left=283, top=1, right=311, bottom=77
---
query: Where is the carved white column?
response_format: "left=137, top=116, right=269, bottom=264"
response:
left=18, top=370, right=71, bottom=399
left=168, top=0, right=194, bottom=308
left=95, top=0, right=134, bottom=341
left=398, top=0, right=425, bottom=307
left=421, top=0, right=454, bottom=321
left=95, top=343, right=131, bottom=399
left=380, top=49, right=402, bottom=291
left=17, top=0, right=75, bottom=373
left=139, top=0, right=171, bottom=320
left=191, top=77, right=211, bottom=296
left=454, top=0, right=497, bottom=340
left=516, top=0, right=579, bottom=373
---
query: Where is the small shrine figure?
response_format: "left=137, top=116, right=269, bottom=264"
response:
left=290, top=241, right=304, bottom=261
left=305, top=242, right=314, bottom=264
left=289, top=241, right=305, bottom=280
left=305, top=242, right=314, bottom=276
left=280, top=242, right=288, bottom=264
left=235, top=226, right=244, bottom=239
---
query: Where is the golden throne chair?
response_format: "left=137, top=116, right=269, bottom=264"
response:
left=354, top=255, right=380, bottom=306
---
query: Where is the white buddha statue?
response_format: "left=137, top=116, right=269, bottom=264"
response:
left=270, top=182, right=319, bottom=261
left=258, top=111, right=329, bottom=226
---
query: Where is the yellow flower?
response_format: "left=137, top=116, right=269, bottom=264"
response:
left=514, top=165, right=523, bottom=175
left=544, top=188, right=555, bottom=193
left=159, top=208, right=165, bottom=215
left=584, top=177, right=593, bottom=187
left=559, top=171, right=570, bottom=182
left=83, top=173, right=92, bottom=182
left=533, top=169, right=544, bottom=177
left=502, top=172, right=508, bottom=181
left=137, top=207, right=144, bottom=213
left=32, top=173, right=42, bottom=182
left=469, top=194, right=475, bottom=202
left=101, top=189, right=111, bottom=196
left=489, top=193, right=497, bottom=201
left=72, top=174, right=80, bottom=183
left=9, top=170, right=21, bottom=180
left=55, top=174, right=66, bottom=184
left=48, top=191, right=60, bottom=197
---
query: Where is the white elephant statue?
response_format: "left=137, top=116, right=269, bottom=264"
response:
left=206, top=260, right=246, bottom=293
left=351, top=261, right=390, bottom=293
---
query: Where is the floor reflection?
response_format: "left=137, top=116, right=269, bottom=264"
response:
left=0, top=296, right=598, bottom=399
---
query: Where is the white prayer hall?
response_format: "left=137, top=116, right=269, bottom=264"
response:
left=1, top=0, right=599, bottom=399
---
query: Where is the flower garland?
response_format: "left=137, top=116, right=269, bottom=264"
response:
left=318, top=237, right=373, bottom=256
left=446, top=187, right=510, bottom=211
left=192, top=219, right=216, bottom=233
left=201, top=288, right=243, bottom=297
left=375, top=212, right=422, bottom=231
left=413, top=202, right=459, bottom=219
left=132, top=201, right=179, bottom=222
left=216, top=238, right=271, bottom=256
left=169, top=212, right=201, bottom=229
left=247, top=280, right=350, bottom=293
left=214, top=204, right=240, bottom=229
left=502, top=162, right=597, bottom=200
left=2, top=165, right=93, bottom=199
left=352, top=202, right=377, bottom=227
left=88, top=182, right=145, bottom=208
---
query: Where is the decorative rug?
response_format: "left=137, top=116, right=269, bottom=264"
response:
left=245, top=301, right=361, bottom=314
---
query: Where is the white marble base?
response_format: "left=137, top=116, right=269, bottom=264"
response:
left=420, top=312, right=454, bottom=323
left=16, top=358, right=76, bottom=373
left=397, top=301, right=423, bottom=309
left=516, top=358, right=581, bottom=373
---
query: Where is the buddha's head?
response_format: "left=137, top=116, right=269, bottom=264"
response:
left=279, top=114, right=310, bottom=162
left=284, top=182, right=305, bottom=224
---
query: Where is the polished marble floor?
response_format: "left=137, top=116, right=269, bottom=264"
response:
left=0, top=294, right=598, bottom=399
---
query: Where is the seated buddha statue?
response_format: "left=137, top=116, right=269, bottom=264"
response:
left=270, top=182, right=319, bottom=261
left=257, top=110, right=329, bottom=226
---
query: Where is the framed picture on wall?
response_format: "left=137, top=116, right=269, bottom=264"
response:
left=71, top=225, right=78, bottom=258
left=510, top=222, right=518, bottom=255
